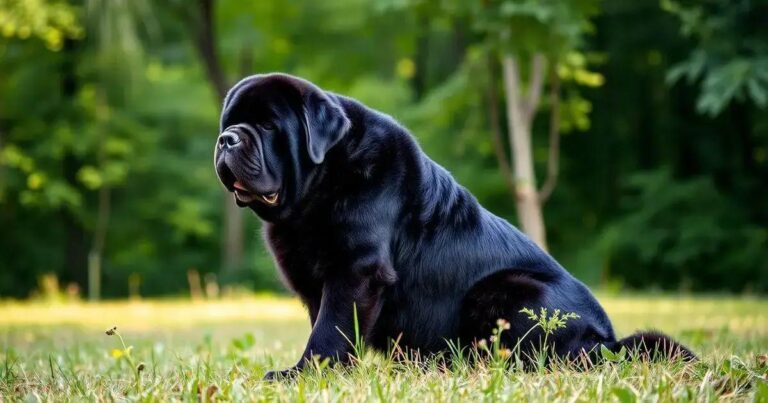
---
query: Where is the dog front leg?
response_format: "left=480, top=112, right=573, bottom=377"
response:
left=264, top=274, right=384, bottom=380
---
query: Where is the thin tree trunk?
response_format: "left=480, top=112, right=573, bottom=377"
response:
left=192, top=0, right=244, bottom=273
left=222, top=198, right=244, bottom=272
left=0, top=127, right=4, bottom=197
left=61, top=38, right=88, bottom=288
left=486, top=53, right=516, bottom=195
left=195, top=0, right=227, bottom=100
left=88, top=184, right=110, bottom=301
left=88, top=90, right=112, bottom=301
left=501, top=53, right=548, bottom=250
left=63, top=153, right=88, bottom=288
left=539, top=72, right=561, bottom=203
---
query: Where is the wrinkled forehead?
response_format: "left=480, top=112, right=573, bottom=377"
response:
left=220, top=77, right=303, bottom=130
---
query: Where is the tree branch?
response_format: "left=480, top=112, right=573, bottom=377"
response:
left=486, top=52, right=516, bottom=195
left=524, top=53, right=547, bottom=121
left=186, top=0, right=244, bottom=273
left=502, top=55, right=525, bottom=138
left=539, top=71, right=561, bottom=204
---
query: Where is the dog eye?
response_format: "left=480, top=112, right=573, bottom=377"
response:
left=260, top=122, right=276, bottom=131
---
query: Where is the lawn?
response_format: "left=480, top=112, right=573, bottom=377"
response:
left=1, top=294, right=766, bottom=401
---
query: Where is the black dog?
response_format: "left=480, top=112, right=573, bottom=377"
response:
left=214, top=73, right=694, bottom=379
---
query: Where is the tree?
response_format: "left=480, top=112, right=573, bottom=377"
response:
left=0, top=0, right=86, bottom=291
left=81, top=0, right=156, bottom=299
left=173, top=0, right=245, bottom=275
left=474, top=0, right=601, bottom=249
left=0, top=0, right=160, bottom=298
left=2, top=0, right=766, bottom=297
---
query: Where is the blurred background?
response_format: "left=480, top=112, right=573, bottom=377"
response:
left=1, top=0, right=766, bottom=301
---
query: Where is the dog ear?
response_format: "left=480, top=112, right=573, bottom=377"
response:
left=301, top=90, right=351, bottom=164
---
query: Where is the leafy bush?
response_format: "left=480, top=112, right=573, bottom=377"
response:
left=597, top=168, right=768, bottom=292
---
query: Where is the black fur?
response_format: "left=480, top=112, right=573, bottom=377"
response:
left=611, top=331, right=696, bottom=361
left=213, top=73, right=695, bottom=379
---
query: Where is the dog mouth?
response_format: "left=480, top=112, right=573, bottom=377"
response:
left=233, top=180, right=280, bottom=206
left=215, top=157, right=280, bottom=207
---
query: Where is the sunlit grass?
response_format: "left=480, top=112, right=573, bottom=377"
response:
left=1, top=294, right=766, bottom=401
left=0, top=295, right=306, bottom=328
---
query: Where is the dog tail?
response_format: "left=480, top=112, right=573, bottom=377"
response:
left=599, top=330, right=697, bottom=362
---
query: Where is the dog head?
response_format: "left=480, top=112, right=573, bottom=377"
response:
left=214, top=73, right=351, bottom=220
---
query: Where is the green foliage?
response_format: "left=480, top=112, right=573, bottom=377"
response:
left=1, top=0, right=767, bottom=297
left=663, top=0, right=768, bottom=115
left=597, top=169, right=768, bottom=292
left=0, top=0, right=82, bottom=50
left=600, top=344, right=627, bottom=363
left=471, top=0, right=600, bottom=56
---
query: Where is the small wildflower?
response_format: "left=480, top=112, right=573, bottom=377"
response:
left=105, top=328, right=143, bottom=393
left=476, top=339, right=487, bottom=348
left=496, top=318, right=509, bottom=328
left=499, top=348, right=512, bottom=359
left=489, top=335, right=497, bottom=343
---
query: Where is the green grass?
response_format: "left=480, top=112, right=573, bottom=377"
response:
left=1, top=294, right=767, bottom=401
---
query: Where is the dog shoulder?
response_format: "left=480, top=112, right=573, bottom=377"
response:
left=331, top=96, right=423, bottom=187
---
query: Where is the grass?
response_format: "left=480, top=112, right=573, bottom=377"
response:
left=1, top=294, right=767, bottom=401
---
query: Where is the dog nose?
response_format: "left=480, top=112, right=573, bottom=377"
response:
left=218, top=131, right=241, bottom=149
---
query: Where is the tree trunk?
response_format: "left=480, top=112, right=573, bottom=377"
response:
left=195, top=0, right=228, bottom=100
left=88, top=90, right=112, bottom=301
left=222, top=197, right=243, bottom=272
left=61, top=38, right=89, bottom=288
left=501, top=53, right=548, bottom=250
left=192, top=0, right=244, bottom=273
left=88, top=184, right=110, bottom=301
